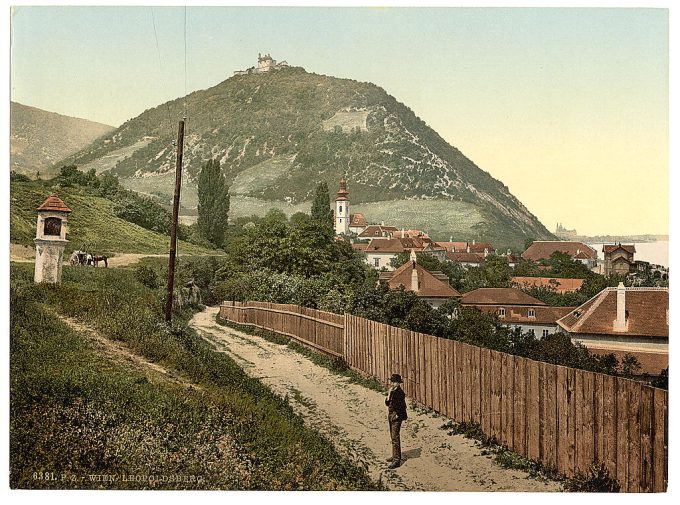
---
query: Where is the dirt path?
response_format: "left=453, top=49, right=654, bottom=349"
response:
left=190, top=307, right=562, bottom=492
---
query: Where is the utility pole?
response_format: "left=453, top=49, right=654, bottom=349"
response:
left=165, top=117, right=186, bottom=323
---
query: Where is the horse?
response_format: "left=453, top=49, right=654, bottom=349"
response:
left=92, top=255, right=108, bottom=268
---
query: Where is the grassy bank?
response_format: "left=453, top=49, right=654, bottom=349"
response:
left=10, top=179, right=215, bottom=255
left=10, top=263, right=379, bottom=490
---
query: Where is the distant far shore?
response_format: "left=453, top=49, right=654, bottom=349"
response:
left=560, top=234, right=668, bottom=243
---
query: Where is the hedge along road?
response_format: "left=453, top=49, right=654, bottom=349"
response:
left=191, top=307, right=562, bottom=492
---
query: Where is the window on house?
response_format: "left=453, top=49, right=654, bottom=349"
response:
left=528, top=309, right=536, bottom=317
left=498, top=307, right=506, bottom=317
left=528, top=329, right=535, bottom=337
left=542, top=329, right=549, bottom=338
left=374, top=258, right=380, bottom=267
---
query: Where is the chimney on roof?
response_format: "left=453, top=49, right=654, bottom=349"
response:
left=484, top=248, right=489, bottom=258
left=410, top=251, right=419, bottom=292
left=381, top=221, right=385, bottom=226
left=449, top=236, right=453, bottom=242
left=473, top=239, right=476, bottom=245
left=402, top=228, right=405, bottom=238
left=613, top=282, right=627, bottom=332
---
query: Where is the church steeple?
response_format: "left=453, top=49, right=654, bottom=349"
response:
left=334, top=177, right=350, bottom=234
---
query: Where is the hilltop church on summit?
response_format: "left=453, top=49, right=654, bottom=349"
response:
left=234, top=53, right=289, bottom=75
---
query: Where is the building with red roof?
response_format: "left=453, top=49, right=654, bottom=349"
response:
left=522, top=240, right=598, bottom=269
left=557, top=284, right=668, bottom=375
left=461, top=287, right=575, bottom=337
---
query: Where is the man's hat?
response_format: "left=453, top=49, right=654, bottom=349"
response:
left=389, top=373, right=403, bottom=383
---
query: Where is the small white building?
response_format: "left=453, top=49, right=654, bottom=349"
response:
left=34, top=194, right=71, bottom=284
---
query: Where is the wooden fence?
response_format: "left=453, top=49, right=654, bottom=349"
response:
left=219, top=301, right=668, bottom=492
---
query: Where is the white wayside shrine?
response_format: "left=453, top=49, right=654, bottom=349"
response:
left=34, top=194, right=71, bottom=284
left=335, top=177, right=350, bottom=235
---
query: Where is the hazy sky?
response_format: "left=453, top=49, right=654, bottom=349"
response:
left=10, top=6, right=669, bottom=236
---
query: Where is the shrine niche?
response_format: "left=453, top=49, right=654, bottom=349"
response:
left=44, top=217, right=62, bottom=236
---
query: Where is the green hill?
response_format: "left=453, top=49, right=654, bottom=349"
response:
left=10, top=179, right=215, bottom=256
left=11, top=102, right=114, bottom=178
left=59, top=66, right=554, bottom=248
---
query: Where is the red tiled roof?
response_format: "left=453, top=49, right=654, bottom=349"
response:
left=511, top=276, right=584, bottom=294
left=364, top=238, right=406, bottom=253
left=586, top=347, right=667, bottom=376
left=349, top=213, right=367, bottom=226
left=557, top=287, right=668, bottom=338
left=446, top=251, right=485, bottom=264
left=37, top=194, right=72, bottom=213
left=467, top=242, right=495, bottom=253
left=461, top=288, right=546, bottom=306
left=358, top=225, right=399, bottom=238
left=603, top=244, right=636, bottom=254
left=386, top=260, right=461, bottom=298
left=522, top=241, right=597, bottom=261
left=436, top=241, right=468, bottom=252
left=351, top=243, right=368, bottom=251
left=473, top=305, right=575, bottom=325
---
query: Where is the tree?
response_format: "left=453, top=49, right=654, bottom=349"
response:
left=310, top=182, right=334, bottom=232
left=197, top=159, right=230, bottom=247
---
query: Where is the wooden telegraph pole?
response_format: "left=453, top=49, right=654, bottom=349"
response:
left=165, top=117, right=186, bottom=322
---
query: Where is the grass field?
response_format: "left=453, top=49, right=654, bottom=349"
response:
left=9, top=263, right=379, bottom=490
left=10, top=180, right=215, bottom=256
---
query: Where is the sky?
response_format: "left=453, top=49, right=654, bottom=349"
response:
left=9, top=4, right=669, bottom=237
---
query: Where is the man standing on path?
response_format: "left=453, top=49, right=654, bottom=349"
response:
left=385, top=373, right=407, bottom=469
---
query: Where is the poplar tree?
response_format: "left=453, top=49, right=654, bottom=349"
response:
left=197, top=159, right=230, bottom=246
left=310, top=181, right=334, bottom=232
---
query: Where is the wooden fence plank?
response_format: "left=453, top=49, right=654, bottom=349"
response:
left=652, top=388, right=667, bottom=492
left=593, top=373, right=604, bottom=464
left=556, top=366, right=568, bottom=474
left=481, top=348, right=490, bottom=436
left=472, top=346, right=481, bottom=424
left=602, top=374, right=617, bottom=479
left=544, top=363, right=557, bottom=471
left=639, top=386, right=654, bottom=493
left=527, top=360, right=540, bottom=461
left=490, top=350, right=502, bottom=440
left=455, top=342, right=463, bottom=422
left=504, top=354, right=515, bottom=449
left=628, top=381, right=642, bottom=492
left=567, top=368, right=576, bottom=476
left=513, top=356, right=527, bottom=457
left=616, top=379, right=629, bottom=490
left=576, top=371, right=595, bottom=476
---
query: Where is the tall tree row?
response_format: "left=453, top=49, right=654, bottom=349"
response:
left=197, top=159, right=230, bottom=247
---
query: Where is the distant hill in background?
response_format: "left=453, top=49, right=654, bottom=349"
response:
left=57, top=66, right=555, bottom=248
left=10, top=102, right=114, bottom=178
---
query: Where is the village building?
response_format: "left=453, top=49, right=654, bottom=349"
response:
left=510, top=276, right=585, bottom=294
left=334, top=177, right=351, bottom=235
left=357, top=224, right=400, bottom=239
left=34, top=194, right=71, bottom=284
left=556, top=284, right=668, bottom=375
left=602, top=243, right=636, bottom=276
left=348, top=213, right=368, bottom=235
left=234, top=53, right=289, bottom=75
left=460, top=288, right=575, bottom=337
left=445, top=251, right=485, bottom=268
left=436, top=241, right=469, bottom=253
left=379, top=251, right=461, bottom=308
left=522, top=240, right=598, bottom=269
left=360, top=236, right=446, bottom=270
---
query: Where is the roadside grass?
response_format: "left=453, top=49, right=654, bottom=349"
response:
left=10, top=263, right=380, bottom=490
left=215, top=317, right=385, bottom=393
left=439, top=420, right=616, bottom=491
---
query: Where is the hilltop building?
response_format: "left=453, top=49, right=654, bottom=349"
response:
left=234, top=53, right=289, bottom=76
left=555, top=223, right=578, bottom=240
left=557, top=284, right=668, bottom=375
